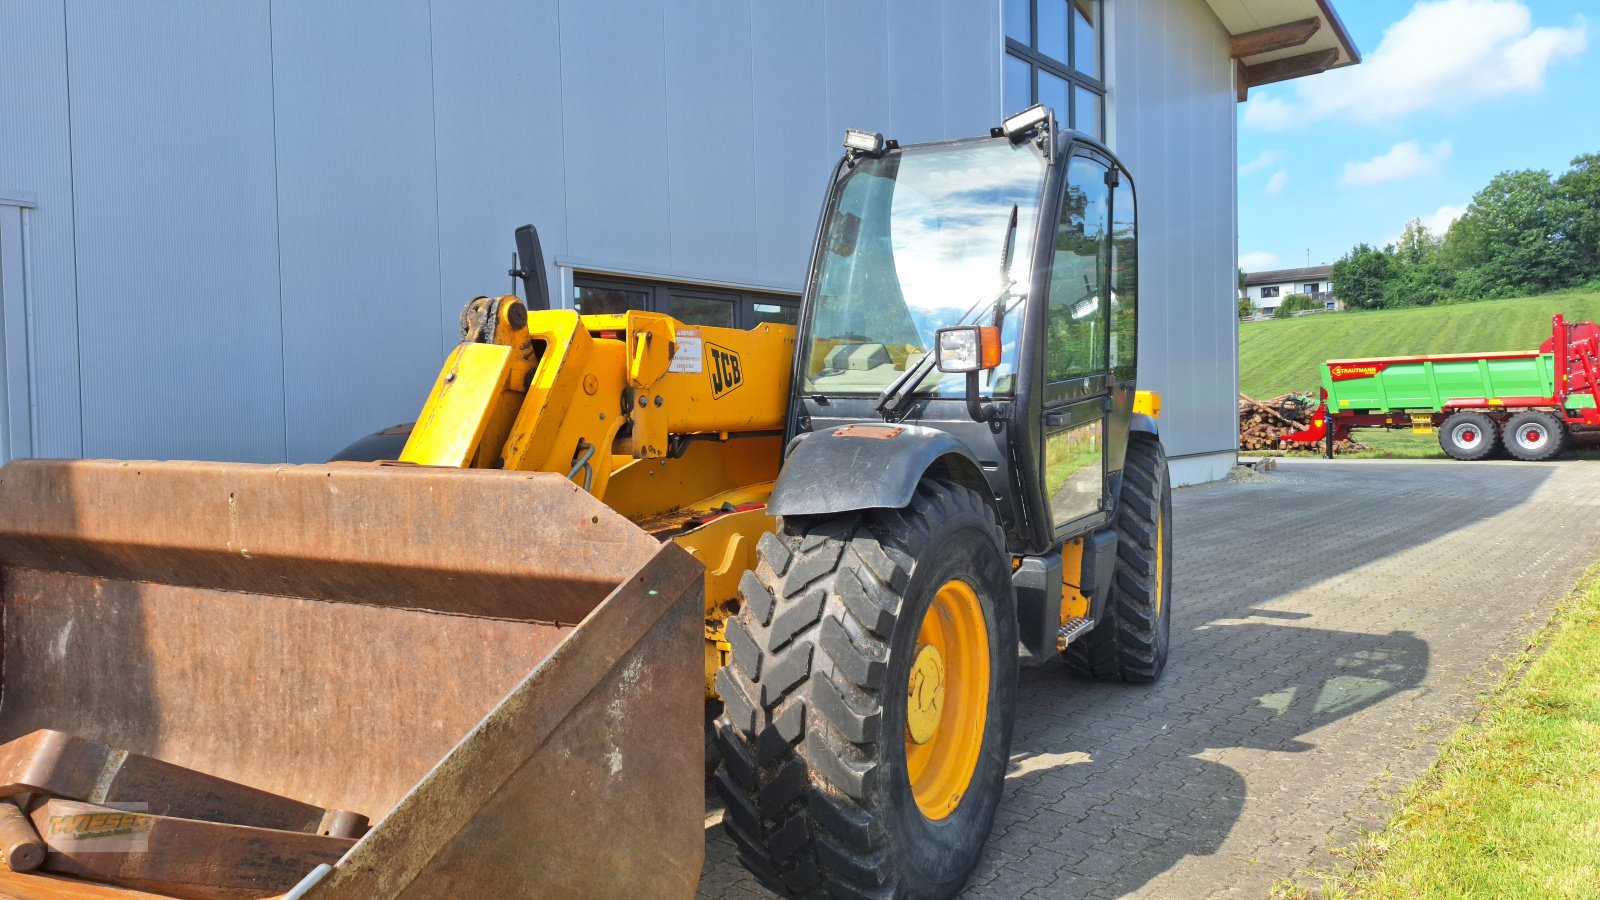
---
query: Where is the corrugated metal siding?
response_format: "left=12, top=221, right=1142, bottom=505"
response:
left=271, top=1, right=445, bottom=463
left=750, top=6, right=830, bottom=283
left=663, top=3, right=758, bottom=284
left=886, top=1, right=944, bottom=145
left=559, top=1, right=674, bottom=279
left=942, top=2, right=1005, bottom=139
left=0, top=1, right=81, bottom=458
left=65, top=2, right=285, bottom=461
left=429, top=0, right=568, bottom=355
left=1107, top=0, right=1239, bottom=482
left=0, top=0, right=1233, bottom=478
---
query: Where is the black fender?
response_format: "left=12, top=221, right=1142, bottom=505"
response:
left=768, top=424, right=992, bottom=517
left=1130, top=412, right=1159, bottom=437
left=329, top=422, right=414, bottom=462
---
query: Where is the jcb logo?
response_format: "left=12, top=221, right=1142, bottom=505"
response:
left=709, top=345, right=743, bottom=398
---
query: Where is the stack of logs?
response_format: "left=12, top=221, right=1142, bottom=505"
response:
left=1238, top=393, right=1369, bottom=454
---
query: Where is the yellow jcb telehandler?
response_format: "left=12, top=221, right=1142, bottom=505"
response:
left=0, top=105, right=1171, bottom=899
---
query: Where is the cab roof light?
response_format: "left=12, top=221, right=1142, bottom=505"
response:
left=843, top=128, right=896, bottom=159
left=999, top=103, right=1052, bottom=142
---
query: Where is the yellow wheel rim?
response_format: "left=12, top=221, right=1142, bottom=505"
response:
left=1154, top=513, right=1166, bottom=618
left=905, top=579, right=989, bottom=821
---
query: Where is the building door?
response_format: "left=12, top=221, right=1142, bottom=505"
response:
left=0, top=192, right=36, bottom=464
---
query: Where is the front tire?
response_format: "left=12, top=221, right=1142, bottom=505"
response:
left=713, top=480, right=1018, bottom=899
left=1065, top=434, right=1173, bottom=683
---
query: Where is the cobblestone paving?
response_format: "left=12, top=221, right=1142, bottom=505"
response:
left=697, top=458, right=1600, bottom=899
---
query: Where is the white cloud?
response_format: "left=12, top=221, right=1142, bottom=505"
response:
left=1244, top=0, right=1587, bottom=129
left=1423, top=203, right=1469, bottom=234
left=1242, top=94, right=1296, bottom=130
left=1239, top=251, right=1279, bottom=271
left=1381, top=203, right=1470, bottom=247
left=1239, top=151, right=1285, bottom=176
left=1265, top=170, right=1289, bottom=194
left=1341, top=139, right=1454, bottom=186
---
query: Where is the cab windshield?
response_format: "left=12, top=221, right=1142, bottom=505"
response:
left=803, top=139, right=1047, bottom=396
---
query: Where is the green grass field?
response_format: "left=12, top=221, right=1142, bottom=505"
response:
left=1277, top=566, right=1600, bottom=899
left=1238, top=289, right=1600, bottom=458
left=1239, top=289, right=1600, bottom=400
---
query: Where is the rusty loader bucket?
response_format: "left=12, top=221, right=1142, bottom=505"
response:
left=0, top=460, right=705, bottom=899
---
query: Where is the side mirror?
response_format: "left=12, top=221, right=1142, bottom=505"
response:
left=935, top=325, right=1001, bottom=373
left=935, top=326, right=1004, bottom=424
left=829, top=212, right=862, bottom=258
left=512, top=225, right=551, bottom=311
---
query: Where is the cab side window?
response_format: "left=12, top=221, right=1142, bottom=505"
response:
left=1046, top=157, right=1110, bottom=383
left=1110, top=173, right=1136, bottom=382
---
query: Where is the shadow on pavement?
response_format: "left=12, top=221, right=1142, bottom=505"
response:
left=1177, top=461, right=1555, bottom=613
left=994, top=624, right=1429, bottom=896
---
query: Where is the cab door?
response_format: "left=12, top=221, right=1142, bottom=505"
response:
left=1040, top=152, right=1114, bottom=535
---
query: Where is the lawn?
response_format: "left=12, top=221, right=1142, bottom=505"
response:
left=1238, top=288, right=1600, bottom=458
left=1280, top=566, right=1600, bottom=898
left=1238, top=289, right=1600, bottom=400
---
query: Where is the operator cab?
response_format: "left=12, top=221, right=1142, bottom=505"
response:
left=785, top=105, right=1140, bottom=558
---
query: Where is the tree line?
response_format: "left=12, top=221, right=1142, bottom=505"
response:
left=1332, top=153, right=1599, bottom=309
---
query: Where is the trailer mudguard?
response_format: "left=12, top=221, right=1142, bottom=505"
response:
left=1130, top=412, right=1159, bottom=436
left=768, top=423, right=990, bottom=517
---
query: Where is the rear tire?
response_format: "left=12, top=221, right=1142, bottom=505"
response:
left=713, top=480, right=1018, bottom=899
left=1065, top=434, right=1173, bottom=683
left=1503, top=410, right=1567, bottom=461
left=1438, top=411, right=1499, bottom=461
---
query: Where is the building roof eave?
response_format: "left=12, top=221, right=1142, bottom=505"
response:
left=1204, top=0, right=1361, bottom=102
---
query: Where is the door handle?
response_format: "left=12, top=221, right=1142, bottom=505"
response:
left=1045, top=392, right=1112, bottom=428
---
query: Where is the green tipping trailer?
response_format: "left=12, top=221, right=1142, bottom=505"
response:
left=1287, top=315, right=1600, bottom=461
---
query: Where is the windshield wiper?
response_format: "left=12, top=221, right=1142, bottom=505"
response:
left=874, top=204, right=1020, bottom=418
left=991, top=204, right=1020, bottom=334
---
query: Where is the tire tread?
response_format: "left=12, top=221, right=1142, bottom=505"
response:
left=713, top=482, right=1006, bottom=897
left=1063, top=435, right=1171, bottom=683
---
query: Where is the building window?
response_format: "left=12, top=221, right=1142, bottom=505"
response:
left=1304, top=282, right=1320, bottom=294
left=572, top=284, right=647, bottom=317
left=572, top=274, right=798, bottom=330
left=1003, top=0, right=1104, bottom=139
left=1260, top=286, right=1280, bottom=299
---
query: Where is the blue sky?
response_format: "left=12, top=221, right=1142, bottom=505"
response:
left=1237, top=0, right=1596, bottom=273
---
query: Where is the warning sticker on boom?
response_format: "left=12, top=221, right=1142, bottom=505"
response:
left=669, top=329, right=703, bottom=374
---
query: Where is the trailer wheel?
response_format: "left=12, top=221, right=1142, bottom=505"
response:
left=1064, top=434, right=1173, bottom=683
left=1439, top=411, right=1499, bottom=461
left=1503, top=410, right=1568, bottom=461
left=712, top=480, right=1018, bottom=899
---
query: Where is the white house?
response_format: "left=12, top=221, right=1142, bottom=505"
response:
left=1244, top=264, right=1339, bottom=315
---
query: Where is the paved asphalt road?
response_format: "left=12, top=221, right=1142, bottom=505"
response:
left=697, top=458, right=1600, bottom=898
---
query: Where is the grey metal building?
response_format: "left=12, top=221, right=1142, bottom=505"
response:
left=0, top=0, right=1355, bottom=484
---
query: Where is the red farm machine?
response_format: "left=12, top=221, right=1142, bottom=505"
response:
left=1288, top=315, right=1600, bottom=461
